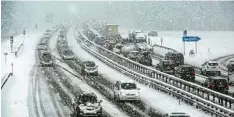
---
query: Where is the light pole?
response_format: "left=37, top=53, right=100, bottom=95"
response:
left=4, top=53, right=8, bottom=63
left=160, top=37, right=163, bottom=46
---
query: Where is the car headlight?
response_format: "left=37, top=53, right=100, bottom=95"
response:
left=135, top=92, right=139, bottom=96
left=95, top=106, right=101, bottom=111
left=120, top=92, right=125, bottom=96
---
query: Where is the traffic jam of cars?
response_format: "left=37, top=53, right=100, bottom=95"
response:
left=36, top=24, right=232, bottom=117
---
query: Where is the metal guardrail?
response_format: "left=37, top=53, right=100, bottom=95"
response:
left=78, top=30, right=234, bottom=117
left=152, top=44, right=178, bottom=53
left=1, top=73, right=13, bottom=89
left=15, top=43, right=24, bottom=57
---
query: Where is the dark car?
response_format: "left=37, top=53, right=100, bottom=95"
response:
left=165, top=52, right=184, bottom=67
left=71, top=93, right=102, bottom=117
left=81, top=61, right=98, bottom=76
left=156, top=59, right=175, bottom=75
left=148, top=31, right=158, bottom=37
left=138, top=51, right=152, bottom=66
left=227, top=61, right=234, bottom=73
left=203, top=76, right=229, bottom=94
left=62, top=49, right=75, bottom=60
left=174, top=65, right=195, bottom=82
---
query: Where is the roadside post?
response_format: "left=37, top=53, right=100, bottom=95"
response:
left=11, top=62, right=14, bottom=74
left=160, top=37, right=163, bottom=46
left=35, top=23, right=37, bottom=30
left=4, top=53, right=8, bottom=63
left=10, top=36, right=14, bottom=53
left=23, top=30, right=26, bottom=42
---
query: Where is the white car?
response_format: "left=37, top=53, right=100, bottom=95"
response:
left=62, top=50, right=75, bottom=60
left=38, top=43, right=47, bottom=50
left=113, top=80, right=140, bottom=101
left=200, top=61, right=221, bottom=76
left=163, top=112, right=190, bottom=117
left=113, top=44, right=123, bottom=54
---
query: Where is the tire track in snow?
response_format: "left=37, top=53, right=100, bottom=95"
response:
left=28, top=30, right=68, bottom=117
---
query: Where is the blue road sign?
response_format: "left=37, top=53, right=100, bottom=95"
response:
left=182, top=36, right=201, bottom=42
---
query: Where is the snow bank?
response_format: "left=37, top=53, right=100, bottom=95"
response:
left=1, top=31, right=42, bottom=117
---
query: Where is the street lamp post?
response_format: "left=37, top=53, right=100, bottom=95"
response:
left=4, top=52, right=8, bottom=63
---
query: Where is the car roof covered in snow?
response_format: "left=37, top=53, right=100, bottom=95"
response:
left=106, top=24, right=118, bottom=26
left=135, top=33, right=145, bottom=38
left=168, top=112, right=190, bottom=116
left=208, top=61, right=218, bottom=63
left=119, top=80, right=135, bottom=84
left=209, top=76, right=226, bottom=80
left=83, top=60, right=95, bottom=64
left=229, top=61, right=234, bottom=63
left=179, top=64, right=193, bottom=68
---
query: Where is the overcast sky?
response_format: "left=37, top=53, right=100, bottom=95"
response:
left=2, top=1, right=234, bottom=37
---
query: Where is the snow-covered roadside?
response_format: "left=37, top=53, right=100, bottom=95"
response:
left=118, top=28, right=234, bottom=68
left=49, top=28, right=129, bottom=117
left=1, top=31, right=42, bottom=117
left=149, top=31, right=234, bottom=68
left=1, top=34, right=27, bottom=79
left=68, top=27, right=211, bottom=117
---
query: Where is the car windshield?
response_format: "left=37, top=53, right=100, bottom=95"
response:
left=64, top=50, right=73, bottom=56
left=131, top=51, right=139, bottom=56
left=162, top=61, right=171, bottom=67
left=182, top=67, right=194, bottom=72
left=85, top=61, right=96, bottom=67
left=176, top=54, right=184, bottom=59
left=43, top=53, right=52, bottom=60
left=121, top=83, right=137, bottom=90
left=214, top=79, right=227, bottom=85
left=170, top=115, right=190, bottom=117
left=208, top=63, right=218, bottom=66
left=80, top=95, right=97, bottom=103
left=116, top=45, right=123, bottom=49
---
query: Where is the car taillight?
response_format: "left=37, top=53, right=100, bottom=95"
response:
left=210, top=83, right=214, bottom=89
left=191, top=71, right=195, bottom=75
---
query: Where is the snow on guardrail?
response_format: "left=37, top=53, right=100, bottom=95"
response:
left=78, top=29, right=234, bottom=117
